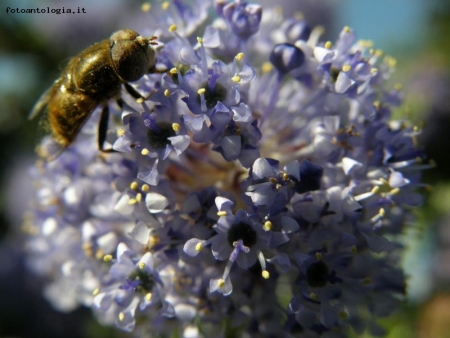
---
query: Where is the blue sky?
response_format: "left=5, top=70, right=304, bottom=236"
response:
left=335, top=0, right=437, bottom=53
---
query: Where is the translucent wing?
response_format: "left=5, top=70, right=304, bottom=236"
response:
left=29, top=86, right=52, bottom=120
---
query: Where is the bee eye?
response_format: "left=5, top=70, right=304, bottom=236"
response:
left=111, top=39, right=150, bottom=82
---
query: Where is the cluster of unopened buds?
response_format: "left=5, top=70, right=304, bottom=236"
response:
left=24, top=0, right=429, bottom=336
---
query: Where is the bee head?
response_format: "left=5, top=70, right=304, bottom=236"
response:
left=110, top=29, right=156, bottom=82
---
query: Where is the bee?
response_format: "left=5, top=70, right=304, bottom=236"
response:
left=30, top=29, right=158, bottom=159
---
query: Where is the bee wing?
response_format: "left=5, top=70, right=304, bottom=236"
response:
left=29, top=86, right=52, bottom=120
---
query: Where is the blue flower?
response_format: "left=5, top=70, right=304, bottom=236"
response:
left=24, top=0, right=429, bottom=336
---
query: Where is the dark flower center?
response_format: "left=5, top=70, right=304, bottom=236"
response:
left=147, top=121, right=176, bottom=149
left=227, top=221, right=257, bottom=248
left=306, top=261, right=329, bottom=287
left=129, top=269, right=154, bottom=293
left=197, top=82, right=227, bottom=109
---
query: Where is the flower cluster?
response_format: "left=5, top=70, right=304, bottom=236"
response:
left=24, top=0, right=429, bottom=336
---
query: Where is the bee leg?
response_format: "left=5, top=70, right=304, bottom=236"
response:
left=98, top=105, right=116, bottom=152
left=124, top=83, right=145, bottom=100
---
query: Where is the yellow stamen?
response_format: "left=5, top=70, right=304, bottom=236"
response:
left=231, top=75, right=241, bottom=83
left=390, top=188, right=400, bottom=196
left=324, top=41, right=332, bottom=49
left=103, top=254, right=113, bottom=262
left=141, top=3, right=151, bottom=12
left=195, top=242, right=203, bottom=252
left=141, top=148, right=150, bottom=156
left=141, top=184, right=150, bottom=192
left=217, top=211, right=227, bottom=217
left=342, top=64, right=351, bottom=72
left=218, top=279, right=225, bottom=287
left=95, top=250, right=104, bottom=260
left=172, top=123, right=181, bottom=132
left=138, top=261, right=146, bottom=269
left=164, top=89, right=170, bottom=97
left=262, top=270, right=270, bottom=279
left=162, top=2, right=170, bottom=10
left=130, top=181, right=139, bottom=191
left=315, top=252, right=323, bottom=260
left=371, top=186, right=380, bottom=194
left=197, top=88, right=206, bottom=95
left=235, top=52, right=244, bottom=61
left=263, top=220, right=273, bottom=231
left=261, top=62, right=273, bottom=73
left=117, top=128, right=125, bottom=137
left=168, top=24, right=177, bottom=32
left=339, top=311, right=348, bottom=319
left=170, top=67, right=178, bottom=74
left=310, top=293, right=318, bottom=301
